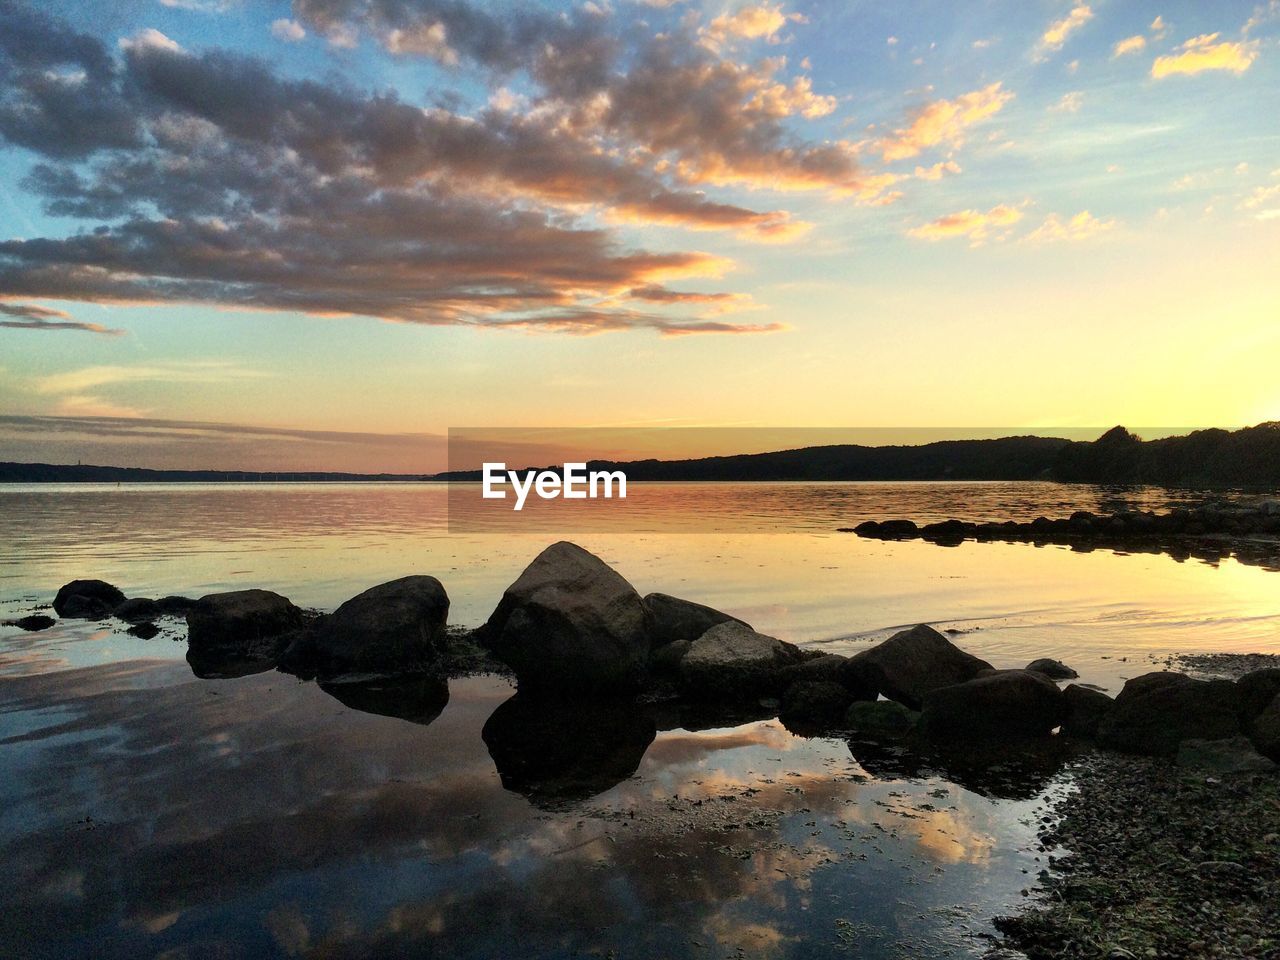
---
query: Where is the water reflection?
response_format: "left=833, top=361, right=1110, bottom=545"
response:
left=320, top=674, right=450, bottom=726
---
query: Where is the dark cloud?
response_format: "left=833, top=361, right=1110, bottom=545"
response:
left=0, top=301, right=124, bottom=334
left=0, top=1, right=847, bottom=334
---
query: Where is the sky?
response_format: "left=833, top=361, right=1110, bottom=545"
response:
left=1, top=0, right=1278, bottom=471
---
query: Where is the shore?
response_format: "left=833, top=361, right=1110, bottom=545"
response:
left=993, top=652, right=1280, bottom=960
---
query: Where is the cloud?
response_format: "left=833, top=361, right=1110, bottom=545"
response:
left=34, top=360, right=263, bottom=395
left=1024, top=210, right=1117, bottom=242
left=1112, top=34, right=1147, bottom=57
left=878, top=83, right=1013, bottom=162
left=907, top=204, right=1023, bottom=243
left=1151, top=34, right=1260, bottom=78
left=0, top=3, right=812, bottom=336
left=269, top=19, right=306, bottom=43
left=1049, top=91, right=1083, bottom=113
left=51, top=395, right=146, bottom=418
left=913, top=160, right=961, bottom=181
left=701, top=4, right=801, bottom=46
left=1036, top=5, right=1093, bottom=59
left=0, top=301, right=124, bottom=334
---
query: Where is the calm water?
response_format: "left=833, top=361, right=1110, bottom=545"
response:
left=2, top=481, right=1278, bottom=959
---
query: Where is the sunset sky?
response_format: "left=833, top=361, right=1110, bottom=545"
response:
left=1, top=0, right=1279, bottom=471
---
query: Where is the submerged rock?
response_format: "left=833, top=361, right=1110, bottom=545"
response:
left=126, top=621, right=160, bottom=640
left=779, top=680, right=851, bottom=733
left=482, top=693, right=656, bottom=806
left=1098, top=672, right=1240, bottom=756
left=114, top=597, right=161, bottom=623
left=1061, top=683, right=1113, bottom=739
left=920, top=669, right=1065, bottom=739
left=5, top=614, right=56, bottom=632
left=844, top=699, right=918, bottom=738
left=1026, top=657, right=1078, bottom=680
left=482, top=542, right=650, bottom=694
left=186, top=589, right=304, bottom=663
left=1176, top=736, right=1277, bottom=775
left=311, top=575, right=450, bottom=680
left=155, top=595, right=197, bottom=616
left=53, top=579, right=124, bottom=618
left=848, top=624, right=993, bottom=709
left=320, top=674, right=450, bottom=726
left=644, top=592, right=744, bottom=648
left=678, top=621, right=804, bottom=699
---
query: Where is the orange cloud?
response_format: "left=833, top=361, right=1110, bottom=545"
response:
left=878, top=82, right=1013, bottom=162
left=1037, top=5, right=1093, bottom=59
left=907, top=204, right=1023, bottom=242
left=702, top=4, right=802, bottom=46
left=1024, top=210, right=1117, bottom=242
left=1112, top=34, right=1147, bottom=57
left=1151, top=34, right=1259, bottom=78
left=914, top=160, right=962, bottom=181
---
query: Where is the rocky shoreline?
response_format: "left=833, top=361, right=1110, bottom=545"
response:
left=19, top=542, right=1280, bottom=957
left=846, top=500, right=1280, bottom=571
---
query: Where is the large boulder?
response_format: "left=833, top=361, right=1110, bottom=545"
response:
left=1176, top=737, right=1277, bottom=776
left=1236, top=668, right=1280, bottom=721
left=482, top=542, right=650, bottom=694
left=186, top=589, right=303, bottom=661
left=844, top=699, right=918, bottom=739
left=679, top=621, right=805, bottom=699
left=1250, top=694, right=1280, bottom=761
left=114, top=597, right=161, bottom=623
left=779, top=680, right=851, bottom=733
left=848, top=624, right=993, bottom=709
left=53, top=579, right=124, bottom=618
left=311, top=576, right=449, bottom=679
left=1026, top=658, right=1078, bottom=680
left=644, top=593, right=744, bottom=648
left=1098, top=672, right=1240, bottom=756
left=1062, top=684, right=1113, bottom=739
left=920, top=669, right=1065, bottom=739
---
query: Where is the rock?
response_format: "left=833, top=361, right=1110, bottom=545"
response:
left=481, top=542, right=651, bottom=694
left=920, top=670, right=1065, bottom=739
left=921, top=519, right=972, bottom=542
left=53, top=579, right=124, bottom=617
left=1176, top=737, right=1277, bottom=775
left=877, top=519, right=919, bottom=539
left=1062, top=684, right=1113, bottom=739
left=844, top=699, right=918, bottom=738
left=1250, top=694, right=1280, bottom=761
left=126, top=621, right=160, bottom=640
left=5, top=614, right=56, bottom=631
left=650, top=639, right=691, bottom=674
left=848, top=624, right=993, bottom=709
left=643, top=592, right=745, bottom=648
left=311, top=575, right=450, bottom=679
left=155, top=595, right=197, bottom=616
left=1098, top=672, right=1241, bottom=756
left=59, top=595, right=111, bottom=619
left=114, top=597, right=161, bottom=623
left=482, top=694, right=656, bottom=806
left=779, top=680, right=852, bottom=732
left=852, top=520, right=881, bottom=536
left=186, top=589, right=304, bottom=662
left=1026, top=657, right=1078, bottom=680
left=1236, top=668, right=1280, bottom=721
left=679, top=621, right=804, bottom=699
left=781, top=652, right=847, bottom=685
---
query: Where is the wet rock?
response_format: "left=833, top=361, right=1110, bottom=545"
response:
left=643, top=592, right=745, bottom=648
left=779, top=680, right=851, bottom=733
left=1062, top=684, right=1114, bottom=739
left=650, top=639, right=691, bottom=674
left=1098, top=672, right=1240, bottom=756
left=482, top=541, right=650, bottom=694
left=678, top=621, right=804, bottom=699
left=186, top=589, right=304, bottom=663
left=848, top=624, right=993, bottom=709
left=53, top=579, right=124, bottom=618
left=1250, top=694, right=1280, bottom=761
left=126, top=621, right=160, bottom=640
left=844, top=699, right=918, bottom=738
left=155, top=595, right=197, bottom=616
left=4, top=614, right=56, bottom=631
left=1176, top=736, right=1277, bottom=775
left=876, top=519, right=919, bottom=539
left=920, top=669, right=1065, bottom=739
left=114, top=597, right=161, bottom=623
left=1026, top=657, right=1078, bottom=680
left=320, top=674, right=450, bottom=726
left=1235, top=668, right=1280, bottom=721
left=482, top=693, right=656, bottom=806
left=311, top=575, right=450, bottom=680
left=921, top=519, right=973, bottom=543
